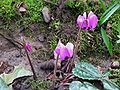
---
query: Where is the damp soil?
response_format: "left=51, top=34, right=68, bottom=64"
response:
left=0, top=31, right=50, bottom=90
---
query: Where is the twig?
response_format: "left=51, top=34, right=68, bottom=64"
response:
left=61, top=58, right=70, bottom=71
left=0, top=32, right=23, bottom=48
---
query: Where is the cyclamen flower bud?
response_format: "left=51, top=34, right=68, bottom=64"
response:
left=25, top=42, right=32, bottom=52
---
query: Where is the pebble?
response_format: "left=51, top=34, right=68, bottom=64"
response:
left=38, top=34, right=44, bottom=42
left=111, top=61, right=119, bottom=68
left=42, top=6, right=51, bottom=23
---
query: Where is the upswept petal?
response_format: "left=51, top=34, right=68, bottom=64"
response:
left=57, top=40, right=65, bottom=48
left=66, top=42, right=74, bottom=57
left=88, top=11, right=98, bottom=29
left=88, top=11, right=94, bottom=18
left=77, top=15, right=85, bottom=28
left=83, top=12, right=87, bottom=19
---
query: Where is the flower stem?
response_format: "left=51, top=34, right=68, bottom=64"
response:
left=67, top=28, right=81, bottom=72
left=25, top=49, right=37, bottom=80
left=74, top=28, right=81, bottom=56
left=54, top=55, right=59, bottom=78
left=73, top=28, right=81, bottom=61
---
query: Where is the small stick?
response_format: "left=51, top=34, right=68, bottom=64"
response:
left=0, top=32, right=23, bottom=48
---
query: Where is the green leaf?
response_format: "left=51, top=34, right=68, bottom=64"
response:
left=99, top=0, right=107, bottom=11
left=69, top=81, right=99, bottom=90
left=102, top=79, right=120, bottom=90
left=25, top=0, right=33, bottom=5
left=65, top=0, right=74, bottom=8
left=117, top=20, right=120, bottom=35
left=99, top=3, right=120, bottom=26
left=117, top=40, right=120, bottom=43
left=0, top=66, right=33, bottom=84
left=0, top=77, right=11, bottom=90
left=72, top=62, right=103, bottom=80
left=101, top=28, right=113, bottom=55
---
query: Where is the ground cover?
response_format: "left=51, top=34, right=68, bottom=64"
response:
left=0, top=0, right=120, bottom=90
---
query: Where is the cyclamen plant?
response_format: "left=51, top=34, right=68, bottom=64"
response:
left=52, top=11, right=98, bottom=79
left=74, top=11, right=98, bottom=58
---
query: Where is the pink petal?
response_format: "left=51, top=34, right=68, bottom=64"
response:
left=88, top=11, right=94, bottom=18
left=82, top=20, right=88, bottom=30
left=60, top=47, right=70, bottom=60
left=57, top=40, right=65, bottom=48
left=54, top=47, right=60, bottom=55
left=88, top=11, right=98, bottom=29
left=66, top=42, right=74, bottom=57
left=77, top=15, right=85, bottom=28
left=83, top=12, right=87, bottom=19
left=54, top=40, right=74, bottom=60
left=54, top=40, right=65, bottom=59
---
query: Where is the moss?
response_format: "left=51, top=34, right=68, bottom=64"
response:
left=110, top=67, right=120, bottom=86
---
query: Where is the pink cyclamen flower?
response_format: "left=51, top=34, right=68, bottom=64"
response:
left=25, top=42, right=32, bottom=52
left=77, top=11, right=98, bottom=30
left=54, top=40, right=74, bottom=60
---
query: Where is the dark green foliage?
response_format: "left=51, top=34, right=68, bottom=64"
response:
left=72, top=62, right=103, bottom=80
left=0, top=78, right=11, bottom=90
left=69, top=81, right=98, bottom=90
left=30, top=80, right=52, bottom=90
left=71, top=61, right=120, bottom=90
left=0, top=0, right=45, bottom=23
left=110, top=65, right=120, bottom=87
left=0, top=0, right=16, bottom=20
left=102, top=79, right=120, bottom=90
left=101, top=28, right=113, bottom=56
left=99, top=3, right=120, bottom=26
left=24, top=0, right=45, bottom=22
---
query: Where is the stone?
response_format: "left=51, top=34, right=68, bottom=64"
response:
left=111, top=61, right=119, bottom=68
left=42, top=7, right=51, bottom=23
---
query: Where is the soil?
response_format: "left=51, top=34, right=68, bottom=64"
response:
left=0, top=30, right=50, bottom=90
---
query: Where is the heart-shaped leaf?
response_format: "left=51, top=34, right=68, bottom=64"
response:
left=102, top=79, right=120, bottom=90
left=0, top=77, right=11, bottom=90
left=0, top=66, right=33, bottom=84
left=69, top=81, right=98, bottom=90
left=72, top=62, right=103, bottom=80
